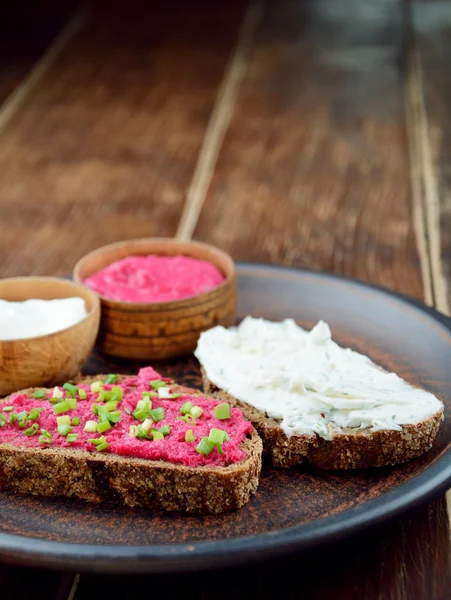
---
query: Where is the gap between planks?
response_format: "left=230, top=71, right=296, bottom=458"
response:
left=175, top=2, right=261, bottom=241
left=0, top=4, right=88, bottom=133
left=405, top=33, right=449, bottom=315
left=404, top=12, right=451, bottom=523
left=65, top=573, right=80, bottom=600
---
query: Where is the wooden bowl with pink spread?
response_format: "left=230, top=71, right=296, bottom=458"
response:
left=73, top=238, right=236, bottom=360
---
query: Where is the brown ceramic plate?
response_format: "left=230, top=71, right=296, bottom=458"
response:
left=1, top=263, right=450, bottom=573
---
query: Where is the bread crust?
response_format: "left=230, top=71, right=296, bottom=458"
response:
left=201, top=368, right=444, bottom=470
left=0, top=375, right=262, bottom=514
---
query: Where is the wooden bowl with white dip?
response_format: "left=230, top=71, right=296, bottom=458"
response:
left=0, top=277, right=100, bottom=396
left=73, top=238, right=236, bottom=360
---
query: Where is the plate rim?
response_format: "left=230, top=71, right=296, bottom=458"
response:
left=1, top=262, right=450, bottom=573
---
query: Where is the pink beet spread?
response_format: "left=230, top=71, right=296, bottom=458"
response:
left=0, top=367, right=251, bottom=467
left=83, top=255, right=225, bottom=303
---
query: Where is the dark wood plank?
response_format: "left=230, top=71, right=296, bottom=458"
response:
left=0, top=0, right=246, bottom=278
left=411, top=1, right=451, bottom=312
left=72, top=498, right=450, bottom=600
left=0, top=564, right=75, bottom=600
left=194, top=0, right=423, bottom=299
left=0, top=2, right=79, bottom=105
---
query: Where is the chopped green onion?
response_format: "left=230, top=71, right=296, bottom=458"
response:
left=137, top=398, right=152, bottom=410
left=40, top=429, right=51, bottom=439
left=88, top=438, right=102, bottom=445
left=102, top=391, right=117, bottom=402
left=190, top=406, right=203, bottom=419
left=105, top=401, right=118, bottom=412
left=52, top=387, right=63, bottom=399
left=90, top=381, right=103, bottom=393
left=71, top=417, right=81, bottom=426
left=142, top=391, right=157, bottom=399
left=33, top=390, right=46, bottom=399
left=0, top=414, right=5, bottom=426
left=196, top=437, right=215, bottom=456
left=24, top=423, right=39, bottom=436
left=48, top=397, right=59, bottom=405
left=2, top=406, right=14, bottom=412
left=54, top=401, right=70, bottom=415
left=92, top=404, right=99, bottom=415
left=96, top=442, right=109, bottom=452
left=151, top=431, right=164, bottom=441
left=97, top=391, right=106, bottom=402
left=185, top=429, right=195, bottom=442
left=104, top=374, right=119, bottom=384
left=66, top=397, right=77, bottom=410
left=9, top=412, right=17, bottom=424
left=177, top=414, right=196, bottom=425
left=29, top=408, right=43, bottom=421
left=78, top=389, right=87, bottom=400
left=150, top=380, right=167, bottom=390
left=159, top=424, right=171, bottom=436
left=129, top=425, right=138, bottom=437
left=214, top=403, right=231, bottom=420
left=136, top=425, right=149, bottom=438
left=107, top=410, right=122, bottom=424
left=63, top=383, right=78, bottom=398
left=208, top=428, right=227, bottom=454
left=149, top=407, right=165, bottom=422
left=58, top=424, right=72, bottom=436
left=111, top=386, right=123, bottom=401
left=57, top=415, right=71, bottom=426
left=17, top=411, right=29, bottom=428
left=158, top=387, right=179, bottom=399
left=141, top=418, right=153, bottom=432
left=38, top=435, right=52, bottom=444
left=208, top=428, right=229, bottom=444
left=96, top=405, right=108, bottom=422
left=84, top=420, right=98, bottom=433
left=66, top=433, right=79, bottom=443
left=133, top=407, right=151, bottom=422
left=180, top=402, right=193, bottom=415
left=97, top=420, right=111, bottom=433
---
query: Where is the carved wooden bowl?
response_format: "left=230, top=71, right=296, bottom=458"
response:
left=0, top=277, right=100, bottom=396
left=73, top=238, right=237, bottom=360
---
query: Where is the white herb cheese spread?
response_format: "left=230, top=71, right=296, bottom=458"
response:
left=0, top=297, right=87, bottom=340
left=195, top=317, right=443, bottom=440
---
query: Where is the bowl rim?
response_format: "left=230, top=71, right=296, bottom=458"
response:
left=0, top=276, right=100, bottom=344
left=72, top=237, right=236, bottom=310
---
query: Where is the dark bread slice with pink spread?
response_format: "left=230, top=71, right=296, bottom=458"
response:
left=0, top=367, right=262, bottom=514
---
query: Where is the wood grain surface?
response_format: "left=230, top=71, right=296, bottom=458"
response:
left=0, top=0, right=450, bottom=598
left=193, top=0, right=424, bottom=298
left=0, top=2, right=78, bottom=105
left=63, top=498, right=449, bottom=600
left=410, top=1, right=451, bottom=313
left=0, top=0, right=245, bottom=278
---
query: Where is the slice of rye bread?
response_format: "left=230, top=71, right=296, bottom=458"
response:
left=201, top=368, right=444, bottom=470
left=0, top=375, right=262, bottom=514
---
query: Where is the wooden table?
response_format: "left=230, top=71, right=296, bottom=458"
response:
left=1, top=0, right=450, bottom=598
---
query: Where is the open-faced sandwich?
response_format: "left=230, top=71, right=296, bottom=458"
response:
left=195, top=318, right=444, bottom=470
left=0, top=367, right=262, bottom=514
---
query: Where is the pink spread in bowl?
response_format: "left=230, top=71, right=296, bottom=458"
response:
left=83, top=255, right=225, bottom=303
